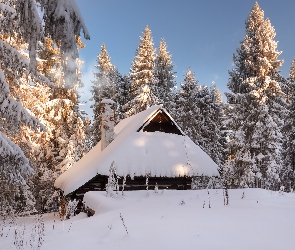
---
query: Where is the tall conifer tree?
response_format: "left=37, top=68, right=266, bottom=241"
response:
left=154, top=38, right=176, bottom=105
left=224, top=2, right=285, bottom=188
left=127, top=26, right=158, bottom=116
left=172, top=69, right=225, bottom=168
left=171, top=68, right=200, bottom=143
left=90, top=44, right=120, bottom=147
left=0, top=0, right=89, bottom=212
left=281, top=58, right=295, bottom=191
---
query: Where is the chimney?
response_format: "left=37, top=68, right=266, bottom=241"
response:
left=101, top=99, right=115, bottom=151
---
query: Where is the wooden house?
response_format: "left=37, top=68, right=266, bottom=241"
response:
left=54, top=102, right=219, bottom=207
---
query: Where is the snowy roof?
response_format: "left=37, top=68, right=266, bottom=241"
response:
left=55, top=105, right=219, bottom=195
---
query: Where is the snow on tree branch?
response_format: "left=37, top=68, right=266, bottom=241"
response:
left=0, top=40, right=52, bottom=87
left=0, top=68, right=43, bottom=130
left=39, top=0, right=90, bottom=87
left=15, top=0, right=43, bottom=71
left=0, top=131, right=32, bottom=185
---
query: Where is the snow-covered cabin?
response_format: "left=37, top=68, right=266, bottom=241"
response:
left=55, top=104, right=218, bottom=201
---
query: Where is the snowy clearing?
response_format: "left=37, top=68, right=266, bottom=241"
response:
left=1, top=188, right=295, bottom=250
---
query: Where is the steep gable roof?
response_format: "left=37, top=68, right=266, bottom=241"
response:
left=137, top=108, right=183, bottom=135
left=55, top=105, right=219, bottom=195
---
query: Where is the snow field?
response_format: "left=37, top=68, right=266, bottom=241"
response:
left=1, top=188, right=295, bottom=250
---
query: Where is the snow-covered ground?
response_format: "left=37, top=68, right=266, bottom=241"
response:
left=1, top=188, right=295, bottom=250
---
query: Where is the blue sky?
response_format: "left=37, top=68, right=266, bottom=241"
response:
left=75, top=0, right=295, bottom=117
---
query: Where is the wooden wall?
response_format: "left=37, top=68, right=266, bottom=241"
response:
left=68, top=174, right=192, bottom=213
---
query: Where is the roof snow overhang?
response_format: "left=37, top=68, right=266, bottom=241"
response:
left=55, top=105, right=219, bottom=195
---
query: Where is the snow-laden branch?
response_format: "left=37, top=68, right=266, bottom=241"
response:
left=0, top=68, right=44, bottom=130
left=0, top=40, right=52, bottom=87
left=40, top=0, right=90, bottom=87
left=0, top=131, right=32, bottom=185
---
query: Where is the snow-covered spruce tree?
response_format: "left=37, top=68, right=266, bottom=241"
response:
left=281, top=58, right=295, bottom=191
left=90, top=44, right=121, bottom=147
left=28, top=37, right=90, bottom=212
left=171, top=68, right=226, bottom=160
left=0, top=6, right=45, bottom=213
left=116, top=74, right=131, bottom=120
left=205, top=82, right=227, bottom=167
left=172, top=69, right=226, bottom=188
left=41, top=0, right=90, bottom=87
left=5, top=37, right=89, bottom=213
left=0, top=0, right=89, bottom=212
left=224, top=2, right=285, bottom=189
left=126, top=25, right=158, bottom=116
left=170, top=68, right=200, bottom=143
left=0, top=33, right=51, bottom=213
left=154, top=38, right=176, bottom=105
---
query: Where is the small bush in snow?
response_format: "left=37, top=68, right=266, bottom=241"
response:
left=68, top=221, right=73, bottom=233
left=146, top=174, right=149, bottom=191
left=155, top=183, right=159, bottom=193
left=120, top=213, right=128, bottom=234
left=121, top=175, right=126, bottom=197
left=207, top=188, right=211, bottom=208
left=106, top=162, right=117, bottom=198
left=279, top=186, right=285, bottom=195
left=14, top=223, right=25, bottom=250
left=179, top=199, right=185, bottom=205
left=66, top=199, right=79, bottom=219
left=145, top=174, right=150, bottom=197
left=30, top=214, right=45, bottom=250
left=59, top=196, right=67, bottom=220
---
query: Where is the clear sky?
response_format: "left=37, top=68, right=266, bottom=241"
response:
left=75, top=0, right=295, bottom=118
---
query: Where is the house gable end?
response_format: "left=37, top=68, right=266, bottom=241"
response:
left=137, top=109, right=184, bottom=135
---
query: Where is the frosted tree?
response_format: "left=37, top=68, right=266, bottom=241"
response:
left=281, top=58, right=295, bottom=191
left=127, top=25, right=158, bottom=116
left=11, top=36, right=89, bottom=212
left=37, top=37, right=60, bottom=81
left=204, top=83, right=227, bottom=167
left=0, top=0, right=90, bottom=212
left=106, top=162, right=117, bottom=198
left=90, top=44, right=120, bottom=147
left=154, top=38, right=176, bottom=105
left=41, top=0, right=90, bottom=87
left=116, top=74, right=131, bottom=120
left=171, top=68, right=201, bottom=143
left=97, top=44, right=113, bottom=73
left=172, top=69, right=226, bottom=168
left=224, top=2, right=285, bottom=189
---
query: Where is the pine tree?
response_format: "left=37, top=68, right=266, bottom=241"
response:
left=206, top=83, right=227, bottom=167
left=127, top=25, right=158, bottom=116
left=41, top=0, right=90, bottom=87
left=116, top=74, right=131, bottom=120
left=91, top=44, right=119, bottom=147
left=171, top=68, right=200, bottom=143
left=281, top=58, right=295, bottom=191
left=154, top=38, right=176, bottom=105
left=9, top=36, right=88, bottom=212
left=0, top=0, right=89, bottom=213
left=224, top=2, right=285, bottom=189
left=171, top=68, right=226, bottom=168
left=32, top=38, right=89, bottom=212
